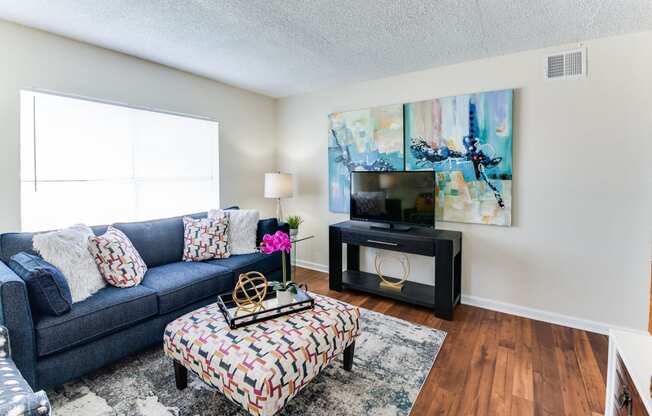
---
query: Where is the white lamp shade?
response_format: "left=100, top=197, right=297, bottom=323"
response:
left=264, top=173, right=293, bottom=198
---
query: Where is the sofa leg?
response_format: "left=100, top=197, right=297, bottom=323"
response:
left=174, top=360, right=187, bottom=390
left=343, top=342, right=355, bottom=371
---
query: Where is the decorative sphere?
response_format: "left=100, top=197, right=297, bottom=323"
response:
left=232, top=272, right=268, bottom=312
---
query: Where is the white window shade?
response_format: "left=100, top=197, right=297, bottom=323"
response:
left=132, top=110, right=218, bottom=180
left=30, top=93, right=134, bottom=181
left=20, top=90, right=220, bottom=231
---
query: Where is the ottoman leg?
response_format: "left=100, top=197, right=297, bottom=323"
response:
left=343, top=342, right=355, bottom=371
left=174, top=360, right=188, bottom=390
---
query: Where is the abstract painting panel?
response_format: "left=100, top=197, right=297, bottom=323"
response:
left=405, top=89, right=513, bottom=225
left=328, top=105, right=404, bottom=213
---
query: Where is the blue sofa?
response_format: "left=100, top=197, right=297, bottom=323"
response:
left=0, top=212, right=288, bottom=391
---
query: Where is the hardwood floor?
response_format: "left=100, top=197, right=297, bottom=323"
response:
left=294, top=267, right=608, bottom=416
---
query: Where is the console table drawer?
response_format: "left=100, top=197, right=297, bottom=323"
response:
left=341, top=230, right=435, bottom=256
left=612, top=353, right=649, bottom=416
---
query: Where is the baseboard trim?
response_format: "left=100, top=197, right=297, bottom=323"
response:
left=295, top=259, right=644, bottom=336
left=461, top=294, right=646, bottom=336
left=295, top=259, right=329, bottom=273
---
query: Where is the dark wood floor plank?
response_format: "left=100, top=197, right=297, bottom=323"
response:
left=511, top=396, right=535, bottom=416
left=437, top=307, right=486, bottom=397
left=456, top=309, right=499, bottom=415
left=552, top=326, right=593, bottom=416
left=586, top=331, right=610, bottom=382
left=573, top=331, right=606, bottom=413
left=531, top=320, right=565, bottom=416
left=498, top=312, right=516, bottom=350
left=293, top=267, right=608, bottom=416
left=488, top=346, right=515, bottom=415
left=512, top=317, right=534, bottom=402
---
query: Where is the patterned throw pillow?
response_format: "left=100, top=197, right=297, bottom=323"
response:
left=88, top=226, right=148, bottom=288
left=182, top=216, right=230, bottom=261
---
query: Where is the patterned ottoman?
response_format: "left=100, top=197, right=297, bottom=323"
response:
left=164, top=293, right=360, bottom=416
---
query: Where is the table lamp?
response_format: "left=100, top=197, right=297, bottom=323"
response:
left=264, top=172, right=293, bottom=221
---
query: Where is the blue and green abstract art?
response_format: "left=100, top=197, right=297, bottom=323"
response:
left=405, top=89, right=513, bottom=226
left=328, top=105, right=404, bottom=213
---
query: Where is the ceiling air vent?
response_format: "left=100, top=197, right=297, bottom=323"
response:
left=545, top=48, right=586, bottom=80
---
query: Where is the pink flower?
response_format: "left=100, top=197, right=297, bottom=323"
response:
left=260, top=231, right=291, bottom=254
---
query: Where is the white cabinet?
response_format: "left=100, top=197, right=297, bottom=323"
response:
left=606, top=330, right=652, bottom=415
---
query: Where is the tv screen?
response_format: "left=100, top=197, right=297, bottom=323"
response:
left=350, top=171, right=435, bottom=227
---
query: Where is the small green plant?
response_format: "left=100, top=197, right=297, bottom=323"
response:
left=286, top=215, right=304, bottom=230
left=270, top=281, right=300, bottom=294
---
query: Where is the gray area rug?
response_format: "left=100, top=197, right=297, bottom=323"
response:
left=48, top=307, right=446, bottom=416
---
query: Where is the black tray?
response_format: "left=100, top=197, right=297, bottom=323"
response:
left=217, top=284, right=314, bottom=329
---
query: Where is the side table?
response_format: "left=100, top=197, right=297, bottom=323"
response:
left=290, top=234, right=314, bottom=280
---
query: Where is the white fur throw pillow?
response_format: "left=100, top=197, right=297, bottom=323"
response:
left=33, top=224, right=106, bottom=303
left=209, top=209, right=259, bottom=255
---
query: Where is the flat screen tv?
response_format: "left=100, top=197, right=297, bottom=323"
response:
left=350, top=171, right=435, bottom=230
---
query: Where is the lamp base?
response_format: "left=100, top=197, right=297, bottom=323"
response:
left=276, top=198, right=284, bottom=222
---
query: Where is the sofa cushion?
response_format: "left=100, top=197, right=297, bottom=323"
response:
left=142, top=262, right=232, bottom=314
left=8, top=252, right=72, bottom=316
left=208, top=252, right=282, bottom=278
left=113, top=213, right=205, bottom=268
left=35, top=284, right=158, bottom=357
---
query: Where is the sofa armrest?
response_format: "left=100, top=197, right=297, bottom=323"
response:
left=0, top=262, right=37, bottom=389
left=256, top=219, right=290, bottom=247
left=277, top=222, right=290, bottom=235
left=276, top=222, right=292, bottom=278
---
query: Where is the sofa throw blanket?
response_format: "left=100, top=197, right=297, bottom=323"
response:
left=33, top=224, right=106, bottom=303
left=209, top=209, right=259, bottom=255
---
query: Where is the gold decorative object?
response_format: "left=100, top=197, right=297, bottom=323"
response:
left=374, top=252, right=410, bottom=291
left=232, top=272, right=268, bottom=312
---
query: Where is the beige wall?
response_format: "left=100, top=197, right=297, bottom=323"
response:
left=277, top=32, right=652, bottom=331
left=0, top=20, right=277, bottom=232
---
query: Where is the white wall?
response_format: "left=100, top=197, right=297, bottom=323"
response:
left=0, top=20, right=277, bottom=232
left=277, top=32, right=652, bottom=332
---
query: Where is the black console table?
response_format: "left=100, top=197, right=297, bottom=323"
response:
left=329, top=221, right=462, bottom=320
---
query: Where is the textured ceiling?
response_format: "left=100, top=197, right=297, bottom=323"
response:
left=0, top=0, right=650, bottom=97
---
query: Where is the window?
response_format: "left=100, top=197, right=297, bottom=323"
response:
left=20, top=91, right=219, bottom=231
